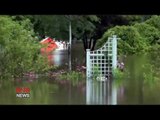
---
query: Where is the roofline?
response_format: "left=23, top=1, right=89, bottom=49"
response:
left=40, top=37, right=50, bottom=43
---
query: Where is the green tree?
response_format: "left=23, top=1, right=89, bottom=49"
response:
left=0, top=16, right=51, bottom=80
left=26, top=15, right=100, bottom=51
left=96, top=15, right=160, bottom=55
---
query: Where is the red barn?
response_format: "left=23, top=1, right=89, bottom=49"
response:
left=40, top=37, right=58, bottom=54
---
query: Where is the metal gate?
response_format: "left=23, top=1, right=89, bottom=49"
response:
left=86, top=35, right=118, bottom=80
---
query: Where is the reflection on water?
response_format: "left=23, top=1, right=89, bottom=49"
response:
left=49, top=81, right=86, bottom=104
left=0, top=78, right=86, bottom=105
left=86, top=79, right=117, bottom=105
left=52, top=50, right=68, bottom=66
left=51, top=43, right=84, bottom=70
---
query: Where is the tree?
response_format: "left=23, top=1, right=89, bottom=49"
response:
left=93, top=15, right=152, bottom=42
left=0, top=16, right=51, bottom=80
left=12, top=15, right=152, bottom=52
left=66, top=15, right=100, bottom=51
left=24, top=15, right=100, bottom=51
left=96, top=15, right=160, bottom=55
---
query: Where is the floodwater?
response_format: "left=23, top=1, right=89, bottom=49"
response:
left=0, top=43, right=160, bottom=105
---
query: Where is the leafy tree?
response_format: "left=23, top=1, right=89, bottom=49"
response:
left=26, top=15, right=100, bottom=51
left=96, top=15, right=159, bottom=55
left=134, top=23, right=160, bottom=44
left=93, top=15, right=152, bottom=41
left=0, top=16, right=51, bottom=80
left=97, top=25, right=148, bottom=55
left=13, top=15, right=153, bottom=53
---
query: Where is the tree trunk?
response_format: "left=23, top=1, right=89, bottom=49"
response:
left=82, top=33, right=88, bottom=51
left=82, top=36, right=86, bottom=52
left=86, top=38, right=88, bottom=49
left=89, top=37, right=92, bottom=49
left=91, top=38, right=97, bottom=51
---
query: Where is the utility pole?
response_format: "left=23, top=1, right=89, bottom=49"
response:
left=69, top=20, right=72, bottom=52
left=68, top=17, right=72, bottom=71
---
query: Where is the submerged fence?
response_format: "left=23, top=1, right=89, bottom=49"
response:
left=86, top=35, right=118, bottom=80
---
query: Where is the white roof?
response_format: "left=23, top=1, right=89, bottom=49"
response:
left=40, top=37, right=49, bottom=43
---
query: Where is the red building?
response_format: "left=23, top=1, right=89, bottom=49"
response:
left=40, top=37, right=58, bottom=65
left=40, top=37, right=58, bottom=54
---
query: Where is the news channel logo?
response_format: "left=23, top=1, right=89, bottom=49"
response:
left=16, top=87, right=30, bottom=98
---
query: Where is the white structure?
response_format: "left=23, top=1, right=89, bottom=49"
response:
left=55, top=41, right=68, bottom=50
left=86, top=35, right=118, bottom=79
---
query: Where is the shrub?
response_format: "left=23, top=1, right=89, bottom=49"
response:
left=97, top=25, right=148, bottom=55
left=0, top=16, right=51, bottom=80
left=134, top=23, right=160, bottom=45
left=97, top=16, right=160, bottom=55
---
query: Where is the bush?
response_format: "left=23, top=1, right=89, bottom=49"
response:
left=145, top=15, right=160, bottom=31
left=59, top=71, right=85, bottom=86
left=0, top=16, right=51, bottom=80
left=134, top=23, right=160, bottom=45
left=97, top=25, right=148, bottom=55
left=112, top=68, right=124, bottom=79
left=97, top=15, right=160, bottom=55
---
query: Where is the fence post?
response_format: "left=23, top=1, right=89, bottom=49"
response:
left=112, top=35, right=117, bottom=69
left=86, top=49, right=91, bottom=78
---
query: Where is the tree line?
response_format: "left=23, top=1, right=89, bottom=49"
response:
left=13, top=15, right=151, bottom=52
